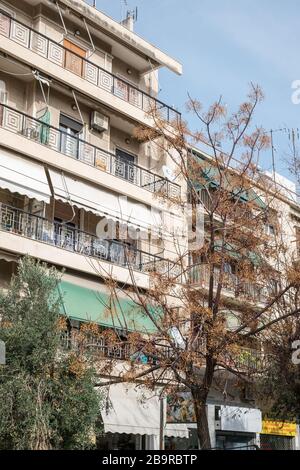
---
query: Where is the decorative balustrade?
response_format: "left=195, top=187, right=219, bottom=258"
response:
left=0, top=11, right=181, bottom=124
left=223, top=347, right=268, bottom=373
left=189, top=263, right=268, bottom=303
left=60, top=331, right=133, bottom=360
left=60, top=330, right=173, bottom=363
left=0, top=104, right=181, bottom=199
left=0, top=203, right=179, bottom=277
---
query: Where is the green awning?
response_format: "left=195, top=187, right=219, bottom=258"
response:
left=214, top=240, right=262, bottom=266
left=189, top=152, right=266, bottom=209
left=232, top=187, right=266, bottom=209
left=57, top=281, right=159, bottom=334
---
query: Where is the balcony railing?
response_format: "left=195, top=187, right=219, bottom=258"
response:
left=0, top=104, right=181, bottom=199
left=60, top=330, right=173, bottom=363
left=0, top=11, right=181, bottom=124
left=223, top=347, right=269, bottom=373
left=0, top=203, right=179, bottom=276
left=189, top=263, right=268, bottom=303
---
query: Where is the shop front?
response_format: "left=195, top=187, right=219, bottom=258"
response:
left=96, top=383, right=189, bottom=450
left=215, top=405, right=262, bottom=450
left=166, top=395, right=262, bottom=450
left=260, top=420, right=297, bottom=450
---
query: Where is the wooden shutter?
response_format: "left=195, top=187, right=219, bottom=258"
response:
left=63, top=39, right=86, bottom=77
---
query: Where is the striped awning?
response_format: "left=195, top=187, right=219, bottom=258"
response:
left=48, top=169, right=162, bottom=232
left=0, top=148, right=51, bottom=203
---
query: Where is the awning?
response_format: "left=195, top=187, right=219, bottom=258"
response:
left=100, top=384, right=161, bottom=436
left=57, top=280, right=158, bottom=333
left=164, top=423, right=189, bottom=439
left=0, top=148, right=51, bottom=203
left=0, top=251, right=18, bottom=263
left=190, top=153, right=266, bottom=210
left=99, top=384, right=189, bottom=439
left=48, top=169, right=162, bottom=232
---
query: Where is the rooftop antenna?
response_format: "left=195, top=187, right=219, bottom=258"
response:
left=120, top=0, right=128, bottom=21
left=120, top=5, right=138, bottom=31
left=127, top=6, right=138, bottom=23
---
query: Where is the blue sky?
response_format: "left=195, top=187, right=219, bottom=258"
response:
left=95, top=0, right=300, bottom=179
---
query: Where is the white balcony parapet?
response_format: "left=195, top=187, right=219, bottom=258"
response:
left=0, top=104, right=181, bottom=199
left=0, top=203, right=180, bottom=277
left=0, top=11, right=181, bottom=124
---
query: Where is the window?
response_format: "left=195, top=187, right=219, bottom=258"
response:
left=264, top=223, right=275, bottom=236
left=63, top=39, right=86, bottom=76
left=0, top=80, right=7, bottom=126
left=0, top=7, right=13, bottom=38
left=59, top=114, right=83, bottom=159
left=224, top=262, right=233, bottom=274
left=0, top=80, right=7, bottom=104
left=115, top=149, right=137, bottom=183
left=296, top=226, right=300, bottom=257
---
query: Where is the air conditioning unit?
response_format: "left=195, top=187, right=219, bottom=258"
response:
left=91, top=111, right=109, bottom=132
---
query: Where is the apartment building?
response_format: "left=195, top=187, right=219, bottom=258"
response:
left=0, top=0, right=188, bottom=450
left=1, top=0, right=299, bottom=452
left=165, top=146, right=300, bottom=450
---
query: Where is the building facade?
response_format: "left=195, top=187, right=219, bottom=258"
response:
left=0, top=0, right=187, bottom=449
left=0, top=0, right=299, bottom=451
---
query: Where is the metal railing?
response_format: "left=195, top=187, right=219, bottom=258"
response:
left=0, top=103, right=181, bottom=198
left=60, top=330, right=173, bottom=363
left=223, top=347, right=267, bottom=373
left=0, top=203, right=178, bottom=276
left=60, top=331, right=133, bottom=360
left=188, top=263, right=268, bottom=303
left=0, top=11, right=181, bottom=124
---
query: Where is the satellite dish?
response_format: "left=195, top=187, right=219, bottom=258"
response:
left=162, top=165, right=176, bottom=182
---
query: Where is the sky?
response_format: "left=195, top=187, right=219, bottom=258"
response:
left=93, top=0, right=300, bottom=181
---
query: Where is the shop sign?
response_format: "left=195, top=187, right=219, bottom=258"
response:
left=220, top=406, right=262, bottom=433
left=261, top=420, right=297, bottom=437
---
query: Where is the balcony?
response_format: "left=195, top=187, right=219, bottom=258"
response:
left=0, top=203, right=177, bottom=276
left=0, top=104, right=181, bottom=199
left=223, top=347, right=268, bottom=373
left=0, top=11, right=181, bottom=123
left=189, top=263, right=268, bottom=304
left=60, top=329, right=173, bottom=363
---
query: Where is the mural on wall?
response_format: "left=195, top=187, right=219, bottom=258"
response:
left=167, top=392, right=196, bottom=424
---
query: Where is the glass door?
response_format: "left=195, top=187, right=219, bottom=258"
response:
left=59, top=114, right=83, bottom=159
left=115, top=149, right=136, bottom=183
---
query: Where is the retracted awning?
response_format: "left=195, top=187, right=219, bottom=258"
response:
left=48, top=169, right=162, bottom=232
left=100, top=384, right=189, bottom=438
left=100, top=384, right=161, bottom=436
left=164, top=423, right=189, bottom=439
left=0, top=148, right=51, bottom=203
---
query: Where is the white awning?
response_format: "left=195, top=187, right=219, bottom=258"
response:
left=49, top=169, right=162, bottom=232
left=100, top=384, right=160, bottom=436
left=99, top=384, right=189, bottom=439
left=164, top=423, right=189, bottom=439
left=0, top=148, right=51, bottom=203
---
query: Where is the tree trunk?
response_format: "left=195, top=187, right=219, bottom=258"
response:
left=191, top=388, right=211, bottom=449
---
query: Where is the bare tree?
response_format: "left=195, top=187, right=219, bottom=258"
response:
left=69, top=85, right=300, bottom=449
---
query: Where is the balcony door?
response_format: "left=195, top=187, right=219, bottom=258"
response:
left=63, top=39, right=86, bottom=77
left=59, top=114, right=83, bottom=159
left=115, top=149, right=136, bottom=183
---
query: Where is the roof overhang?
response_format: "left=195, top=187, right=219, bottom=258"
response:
left=29, top=0, right=182, bottom=75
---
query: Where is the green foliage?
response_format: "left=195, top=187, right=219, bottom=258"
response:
left=0, top=256, right=101, bottom=450
left=257, top=335, right=300, bottom=422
